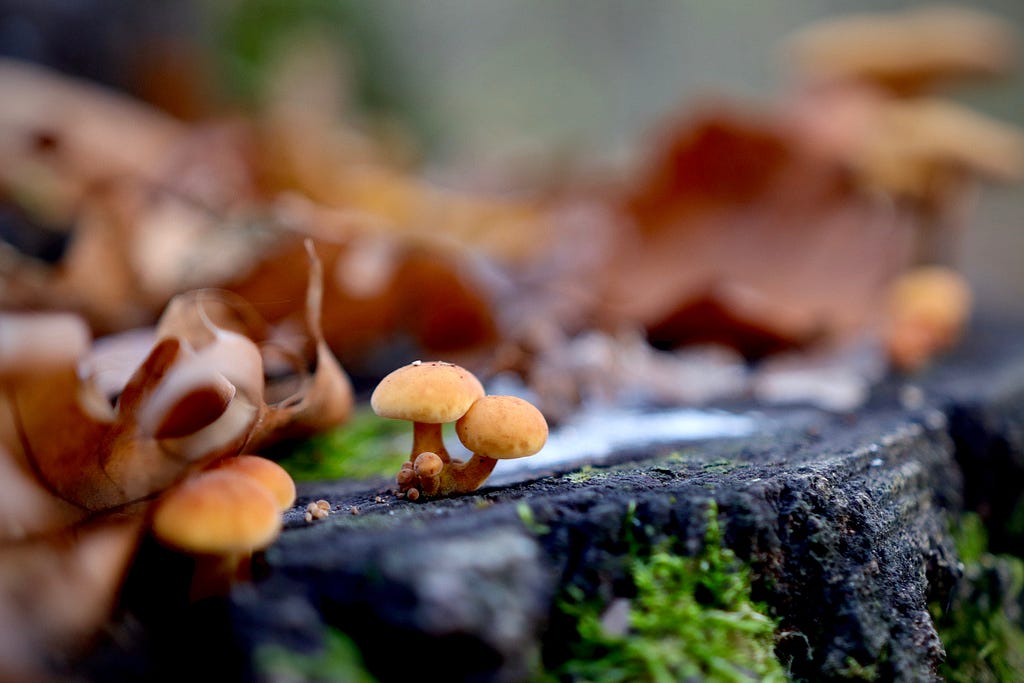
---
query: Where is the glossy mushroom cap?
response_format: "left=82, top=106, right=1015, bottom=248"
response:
left=456, top=395, right=548, bottom=460
left=151, top=469, right=281, bottom=555
left=371, top=361, right=484, bottom=423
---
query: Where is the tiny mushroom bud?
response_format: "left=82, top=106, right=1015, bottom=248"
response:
left=305, top=501, right=329, bottom=522
left=413, top=451, right=445, bottom=496
left=414, top=452, right=444, bottom=478
left=370, top=360, right=484, bottom=496
left=396, top=464, right=416, bottom=487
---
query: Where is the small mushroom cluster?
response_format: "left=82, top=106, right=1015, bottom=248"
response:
left=150, top=454, right=296, bottom=599
left=371, top=361, right=548, bottom=500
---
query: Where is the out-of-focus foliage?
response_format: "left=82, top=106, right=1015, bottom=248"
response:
left=933, top=513, right=1024, bottom=683
left=207, top=0, right=414, bottom=125
left=254, top=624, right=378, bottom=683
left=275, top=406, right=409, bottom=481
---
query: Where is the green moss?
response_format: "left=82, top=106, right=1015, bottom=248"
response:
left=518, top=502, right=551, bottom=536
left=206, top=0, right=415, bottom=121
left=701, top=459, right=739, bottom=475
left=275, top=406, right=410, bottom=481
left=932, top=512, right=1024, bottom=683
left=1004, top=496, right=1024, bottom=542
left=954, top=512, right=989, bottom=565
left=565, top=466, right=607, bottom=484
left=836, top=656, right=879, bottom=681
left=254, top=625, right=377, bottom=682
left=543, top=502, right=785, bottom=683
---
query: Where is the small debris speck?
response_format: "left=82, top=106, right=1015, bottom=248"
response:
left=305, top=500, right=330, bottom=522
left=870, top=458, right=884, bottom=467
left=349, top=506, right=359, bottom=515
left=899, top=384, right=926, bottom=410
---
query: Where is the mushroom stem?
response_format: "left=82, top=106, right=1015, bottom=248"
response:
left=189, top=551, right=247, bottom=601
left=411, top=422, right=450, bottom=463
left=437, top=455, right=499, bottom=496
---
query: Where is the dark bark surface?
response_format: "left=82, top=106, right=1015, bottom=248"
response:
left=82, top=322, right=1024, bottom=682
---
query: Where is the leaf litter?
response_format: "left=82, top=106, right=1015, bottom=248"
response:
left=0, top=5, right=1022, bottom=679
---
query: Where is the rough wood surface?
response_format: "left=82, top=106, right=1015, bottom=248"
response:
left=80, top=322, right=1024, bottom=682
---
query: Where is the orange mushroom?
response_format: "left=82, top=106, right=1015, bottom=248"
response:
left=784, top=6, right=1017, bottom=95
left=150, top=467, right=283, bottom=599
left=885, top=265, right=972, bottom=372
left=370, top=360, right=484, bottom=498
left=411, top=395, right=548, bottom=497
left=209, top=454, right=297, bottom=512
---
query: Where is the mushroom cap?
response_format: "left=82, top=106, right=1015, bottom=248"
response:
left=882, top=100, right=1023, bottom=179
left=886, top=266, right=972, bottom=371
left=151, top=469, right=281, bottom=555
left=371, top=361, right=484, bottom=424
left=456, top=395, right=548, bottom=460
left=210, top=455, right=297, bottom=512
left=785, top=7, right=1016, bottom=94
left=889, top=266, right=971, bottom=334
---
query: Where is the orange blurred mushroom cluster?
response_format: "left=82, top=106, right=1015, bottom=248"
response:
left=1, top=7, right=1021, bottom=407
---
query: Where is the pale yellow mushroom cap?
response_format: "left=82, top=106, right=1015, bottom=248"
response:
left=785, top=6, right=1017, bottom=94
left=210, top=455, right=297, bottom=512
left=456, top=395, right=548, bottom=460
left=151, top=470, right=281, bottom=555
left=371, top=361, right=484, bottom=424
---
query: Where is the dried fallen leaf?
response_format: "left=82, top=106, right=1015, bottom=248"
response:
left=0, top=516, right=144, bottom=683
left=0, top=244, right=352, bottom=678
left=601, top=109, right=916, bottom=357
